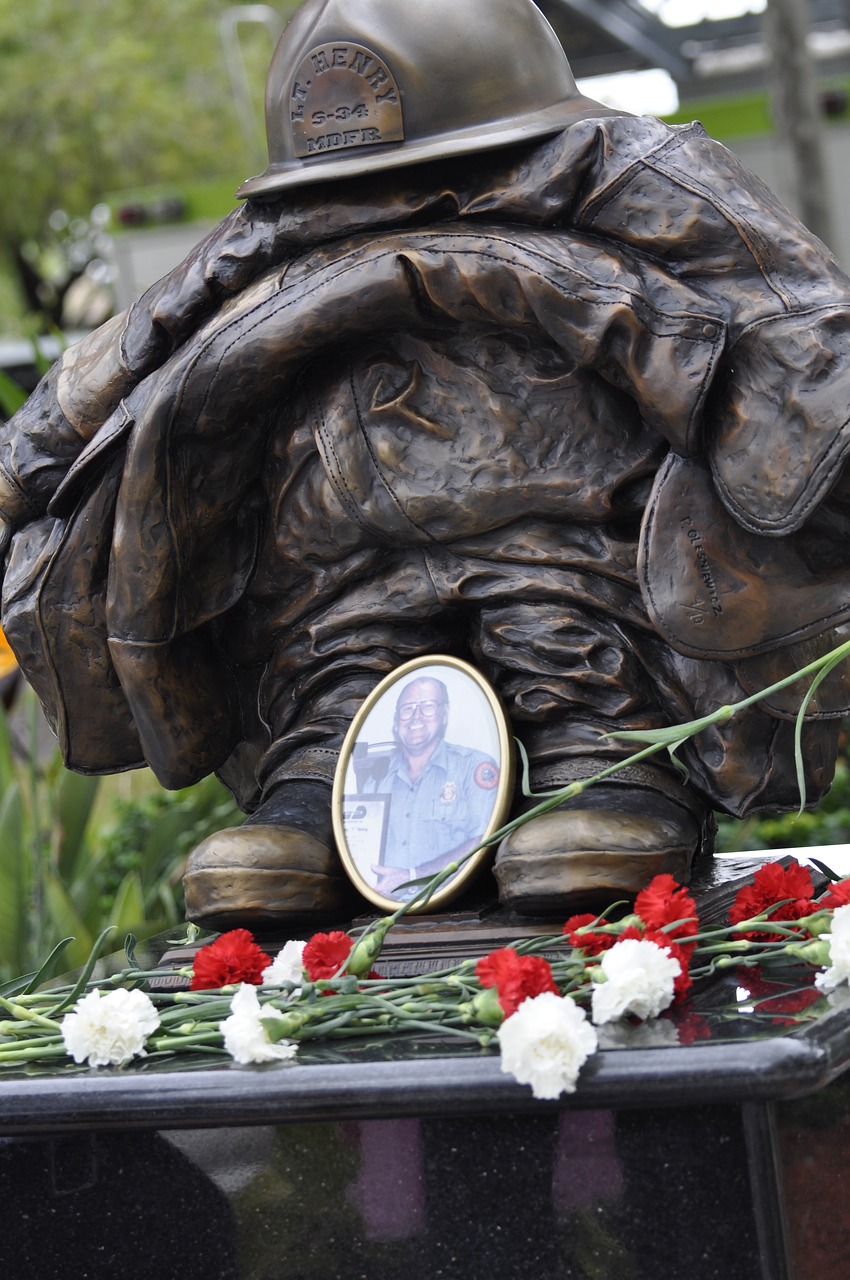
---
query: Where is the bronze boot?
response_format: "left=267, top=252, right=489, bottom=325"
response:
left=493, top=784, right=707, bottom=916
left=183, top=780, right=358, bottom=930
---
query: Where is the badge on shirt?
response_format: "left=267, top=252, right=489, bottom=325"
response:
left=474, top=761, right=499, bottom=790
left=440, top=781, right=457, bottom=804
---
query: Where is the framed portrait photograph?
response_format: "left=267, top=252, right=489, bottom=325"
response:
left=332, top=655, right=514, bottom=912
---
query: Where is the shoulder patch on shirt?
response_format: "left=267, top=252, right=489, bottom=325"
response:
left=474, top=761, right=499, bottom=790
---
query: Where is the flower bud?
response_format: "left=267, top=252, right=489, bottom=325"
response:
left=785, top=938, right=831, bottom=967
left=459, top=987, right=504, bottom=1026
left=801, top=911, right=832, bottom=938
left=260, top=1009, right=310, bottom=1041
left=715, top=940, right=754, bottom=955
left=347, top=919, right=392, bottom=977
left=714, top=951, right=753, bottom=969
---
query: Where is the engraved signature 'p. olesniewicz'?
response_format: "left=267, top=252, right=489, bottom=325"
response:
left=679, top=514, right=723, bottom=625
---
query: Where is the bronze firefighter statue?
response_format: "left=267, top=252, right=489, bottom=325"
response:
left=3, top=0, right=850, bottom=927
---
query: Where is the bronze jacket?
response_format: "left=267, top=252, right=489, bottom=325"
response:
left=2, top=113, right=850, bottom=786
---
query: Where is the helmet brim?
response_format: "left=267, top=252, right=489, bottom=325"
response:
left=236, top=94, right=612, bottom=200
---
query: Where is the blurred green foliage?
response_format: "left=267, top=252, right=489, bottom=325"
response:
left=0, top=0, right=298, bottom=328
left=0, top=684, right=241, bottom=983
left=0, top=368, right=28, bottom=417
left=0, top=0, right=283, bottom=247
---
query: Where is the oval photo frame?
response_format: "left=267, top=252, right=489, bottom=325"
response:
left=332, top=656, right=514, bottom=913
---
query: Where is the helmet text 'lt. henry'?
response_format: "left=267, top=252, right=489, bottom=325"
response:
left=237, top=0, right=588, bottom=198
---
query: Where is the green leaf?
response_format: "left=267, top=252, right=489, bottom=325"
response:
left=792, top=652, right=850, bottom=817
left=0, top=937, right=75, bottom=997
left=517, top=738, right=533, bottom=797
left=809, top=857, right=841, bottom=882
left=108, top=870, right=145, bottom=933
left=43, top=873, right=95, bottom=972
left=666, top=738, right=691, bottom=783
left=139, top=804, right=189, bottom=885
left=0, top=705, right=19, bottom=797
left=124, top=933, right=139, bottom=968
left=514, top=736, right=565, bottom=799
left=0, top=780, right=28, bottom=971
left=55, top=768, right=100, bottom=883
left=50, top=925, right=118, bottom=1016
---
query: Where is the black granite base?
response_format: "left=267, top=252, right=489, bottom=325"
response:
left=3, top=1087, right=849, bottom=1280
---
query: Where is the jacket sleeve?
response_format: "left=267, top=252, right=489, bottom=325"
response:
left=569, top=115, right=850, bottom=533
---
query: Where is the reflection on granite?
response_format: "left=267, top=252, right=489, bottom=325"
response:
left=0, top=1105, right=772, bottom=1279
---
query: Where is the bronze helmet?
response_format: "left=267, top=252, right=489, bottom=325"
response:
left=237, top=0, right=588, bottom=198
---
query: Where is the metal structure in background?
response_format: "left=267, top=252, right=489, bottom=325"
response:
left=541, top=0, right=850, bottom=94
left=219, top=5, right=287, bottom=170
left=763, top=0, right=835, bottom=249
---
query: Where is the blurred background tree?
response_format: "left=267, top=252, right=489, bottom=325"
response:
left=0, top=0, right=297, bottom=329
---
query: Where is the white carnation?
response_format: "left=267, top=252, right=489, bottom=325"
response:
left=61, top=987, right=161, bottom=1067
left=261, top=939, right=306, bottom=988
left=591, top=937, right=680, bottom=1026
left=221, top=983, right=299, bottom=1064
left=497, top=991, right=598, bottom=1099
left=815, top=903, right=850, bottom=992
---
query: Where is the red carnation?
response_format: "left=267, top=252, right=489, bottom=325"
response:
left=302, top=930, right=354, bottom=981
left=563, top=912, right=616, bottom=956
left=730, top=861, right=816, bottom=939
left=476, top=947, right=559, bottom=1017
left=190, top=929, right=272, bottom=990
left=635, top=875, right=699, bottom=955
left=819, top=878, right=850, bottom=911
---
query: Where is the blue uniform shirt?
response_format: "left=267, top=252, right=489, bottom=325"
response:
left=366, top=739, right=500, bottom=870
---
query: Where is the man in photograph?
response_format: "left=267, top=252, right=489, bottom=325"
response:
left=359, top=676, right=499, bottom=897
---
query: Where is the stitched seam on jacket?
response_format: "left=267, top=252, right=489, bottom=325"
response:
left=574, top=122, right=689, bottom=222
left=710, top=428, right=850, bottom=534
left=348, top=366, right=438, bottom=545
left=645, top=146, right=795, bottom=311
left=181, top=235, right=721, bottom=402
left=310, top=386, right=370, bottom=533
left=156, top=231, right=721, bottom=632
left=711, top=303, right=850, bottom=532
left=577, top=124, right=796, bottom=312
